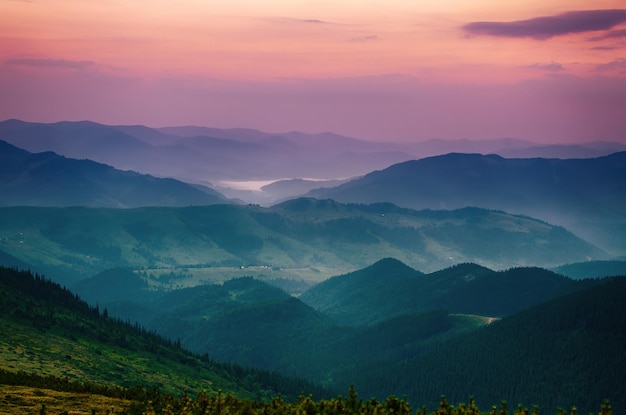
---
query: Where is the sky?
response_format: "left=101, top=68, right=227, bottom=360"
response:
left=1, top=0, right=625, bottom=143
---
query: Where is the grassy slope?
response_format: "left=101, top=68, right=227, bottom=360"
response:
left=0, top=385, right=133, bottom=415
left=0, top=267, right=328, bottom=401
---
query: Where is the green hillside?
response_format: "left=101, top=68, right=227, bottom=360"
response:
left=0, top=200, right=606, bottom=286
left=1, top=265, right=619, bottom=415
left=83, top=273, right=490, bottom=387
left=300, top=260, right=598, bottom=324
left=0, top=267, right=329, bottom=401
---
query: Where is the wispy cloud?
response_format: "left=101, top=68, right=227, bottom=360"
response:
left=588, top=28, right=626, bottom=41
left=351, top=35, right=379, bottom=42
left=463, top=9, right=626, bottom=40
left=300, top=19, right=327, bottom=24
left=591, top=45, right=620, bottom=51
left=269, top=17, right=334, bottom=25
left=596, top=58, right=626, bottom=74
left=529, top=62, right=565, bottom=72
left=5, top=58, right=97, bottom=70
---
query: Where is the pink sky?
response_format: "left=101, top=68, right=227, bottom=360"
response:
left=1, top=0, right=625, bottom=143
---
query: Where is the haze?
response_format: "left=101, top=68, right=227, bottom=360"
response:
left=1, top=0, right=625, bottom=143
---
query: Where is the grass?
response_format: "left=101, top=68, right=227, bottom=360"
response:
left=0, top=315, right=243, bottom=398
left=0, top=384, right=134, bottom=415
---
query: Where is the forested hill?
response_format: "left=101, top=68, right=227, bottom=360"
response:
left=347, top=276, right=626, bottom=414
left=0, top=266, right=329, bottom=401
left=300, top=260, right=599, bottom=325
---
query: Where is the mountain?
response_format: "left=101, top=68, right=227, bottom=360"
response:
left=406, top=138, right=626, bottom=160
left=0, top=266, right=328, bottom=401
left=86, top=273, right=491, bottom=387
left=552, top=260, right=626, bottom=279
left=142, top=278, right=336, bottom=380
left=0, top=119, right=414, bottom=184
left=348, top=276, right=626, bottom=415
left=307, top=152, right=626, bottom=256
left=0, top=200, right=605, bottom=285
left=65, top=261, right=612, bottom=411
left=258, top=178, right=350, bottom=204
left=4, top=120, right=625, bottom=205
left=0, top=140, right=227, bottom=208
left=299, top=258, right=427, bottom=325
left=299, top=259, right=598, bottom=325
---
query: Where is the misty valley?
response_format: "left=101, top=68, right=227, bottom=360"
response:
left=1, top=121, right=625, bottom=415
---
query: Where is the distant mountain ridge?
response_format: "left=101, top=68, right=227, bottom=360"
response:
left=307, top=152, right=626, bottom=255
left=0, top=200, right=605, bottom=285
left=2, top=119, right=625, bottom=205
left=0, top=140, right=227, bottom=207
left=0, top=119, right=413, bottom=185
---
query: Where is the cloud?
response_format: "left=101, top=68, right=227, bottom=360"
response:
left=588, top=28, right=626, bottom=41
left=591, top=45, right=620, bottom=51
left=529, top=62, right=565, bottom=72
left=269, top=17, right=334, bottom=25
left=300, top=19, right=327, bottom=24
left=596, top=58, right=626, bottom=74
left=463, top=9, right=626, bottom=40
left=4, top=58, right=97, bottom=70
left=351, top=35, right=379, bottom=42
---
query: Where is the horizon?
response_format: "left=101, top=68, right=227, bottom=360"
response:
left=1, top=1, right=626, bottom=144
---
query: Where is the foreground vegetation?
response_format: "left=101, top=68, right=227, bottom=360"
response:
left=0, top=371, right=614, bottom=415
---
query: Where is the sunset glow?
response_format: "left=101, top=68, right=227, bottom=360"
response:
left=1, top=0, right=625, bottom=143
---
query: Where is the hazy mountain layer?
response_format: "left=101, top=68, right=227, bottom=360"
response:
left=308, top=152, right=626, bottom=255
left=0, top=199, right=605, bottom=285
left=0, top=119, right=412, bottom=184
left=0, top=140, right=226, bottom=208
left=2, top=119, right=624, bottom=205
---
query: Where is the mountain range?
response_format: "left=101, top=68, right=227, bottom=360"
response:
left=0, top=119, right=411, bottom=186
left=2, top=118, right=625, bottom=414
left=0, top=199, right=605, bottom=285
left=308, top=152, right=626, bottom=256
left=299, top=258, right=598, bottom=325
left=2, top=119, right=625, bottom=204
